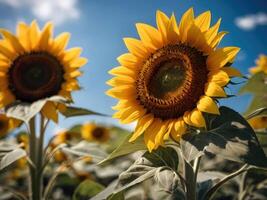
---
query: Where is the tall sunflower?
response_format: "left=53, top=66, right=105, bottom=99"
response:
left=81, top=123, right=110, bottom=143
left=0, top=21, right=87, bottom=122
left=0, top=114, right=19, bottom=138
left=106, top=8, right=241, bottom=152
left=249, top=54, right=267, bottom=74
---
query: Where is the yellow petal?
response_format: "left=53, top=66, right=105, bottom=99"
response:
left=62, top=79, right=80, bottom=91
left=117, top=53, right=140, bottom=69
left=0, top=29, right=25, bottom=53
left=29, top=20, right=40, bottom=50
left=123, top=38, right=149, bottom=58
left=179, top=8, right=194, bottom=43
left=41, top=102, right=58, bottom=123
left=205, top=82, right=227, bottom=97
left=38, top=22, right=53, bottom=50
left=106, top=85, right=135, bottom=99
left=154, top=120, right=170, bottom=147
left=204, top=18, right=221, bottom=46
left=136, top=23, right=162, bottom=51
left=108, top=66, right=136, bottom=77
left=16, top=22, right=30, bottom=51
left=0, top=41, right=17, bottom=59
left=67, top=57, right=87, bottom=69
left=207, top=47, right=240, bottom=70
left=171, top=119, right=186, bottom=141
left=167, top=13, right=180, bottom=44
left=144, top=119, right=162, bottom=152
left=208, top=70, right=230, bottom=86
left=210, top=31, right=228, bottom=49
left=197, top=95, right=220, bottom=114
left=189, top=109, right=206, bottom=128
left=106, top=75, right=135, bottom=87
left=62, top=47, right=82, bottom=63
left=63, top=70, right=82, bottom=79
left=51, top=32, right=70, bottom=55
left=156, top=10, right=169, bottom=44
left=222, top=67, right=242, bottom=77
left=119, top=106, right=146, bottom=124
left=195, top=11, right=211, bottom=32
left=0, top=91, right=15, bottom=108
left=129, top=114, right=154, bottom=142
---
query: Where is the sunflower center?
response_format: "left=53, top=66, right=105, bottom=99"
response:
left=0, top=119, right=8, bottom=132
left=92, top=127, right=105, bottom=139
left=136, top=44, right=208, bottom=120
left=9, top=52, right=64, bottom=102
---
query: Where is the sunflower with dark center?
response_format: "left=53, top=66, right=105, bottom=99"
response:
left=0, top=114, right=20, bottom=138
left=81, top=123, right=110, bottom=143
left=106, top=8, right=242, bottom=152
left=0, top=21, right=87, bottom=122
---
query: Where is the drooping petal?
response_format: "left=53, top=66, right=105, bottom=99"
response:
left=41, top=102, right=58, bottom=123
left=197, top=95, right=220, bottom=114
left=205, top=82, right=227, bottom=97
left=208, top=70, right=230, bottom=86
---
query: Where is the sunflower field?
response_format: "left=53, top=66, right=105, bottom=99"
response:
left=0, top=1, right=266, bottom=200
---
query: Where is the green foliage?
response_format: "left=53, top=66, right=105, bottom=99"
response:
left=239, top=72, right=267, bottom=95
left=99, top=134, right=147, bottom=165
left=143, top=146, right=179, bottom=170
left=181, top=106, right=267, bottom=167
left=72, top=179, right=104, bottom=200
left=61, top=106, right=107, bottom=118
left=62, top=141, right=107, bottom=163
left=4, top=95, right=67, bottom=122
left=0, top=149, right=26, bottom=170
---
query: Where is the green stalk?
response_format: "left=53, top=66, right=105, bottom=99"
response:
left=28, top=115, right=47, bottom=200
left=184, top=156, right=201, bottom=200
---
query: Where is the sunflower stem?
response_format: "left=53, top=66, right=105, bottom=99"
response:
left=28, top=115, right=47, bottom=200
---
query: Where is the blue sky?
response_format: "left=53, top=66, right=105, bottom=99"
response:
left=0, top=0, right=267, bottom=133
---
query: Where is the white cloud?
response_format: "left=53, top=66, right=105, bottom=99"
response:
left=235, top=12, right=267, bottom=30
left=0, top=0, right=80, bottom=25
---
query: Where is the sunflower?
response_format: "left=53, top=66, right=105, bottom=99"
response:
left=248, top=116, right=267, bottom=130
left=106, top=8, right=241, bottom=152
left=0, top=21, right=87, bottom=122
left=249, top=54, right=267, bottom=74
left=0, top=114, right=19, bottom=138
left=81, top=123, right=110, bottom=143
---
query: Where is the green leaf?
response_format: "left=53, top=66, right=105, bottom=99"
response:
left=62, top=141, right=107, bottom=163
left=143, top=146, right=179, bottom=170
left=98, top=134, right=147, bottom=165
left=0, top=148, right=26, bottom=170
left=180, top=133, right=205, bottom=162
left=72, top=179, right=104, bottom=200
left=244, top=96, right=267, bottom=116
left=239, top=72, right=267, bottom=95
left=91, top=180, right=119, bottom=200
left=246, top=107, right=267, bottom=120
left=182, top=106, right=267, bottom=167
left=154, top=168, right=180, bottom=192
left=61, top=106, right=107, bottom=118
left=4, top=95, right=67, bottom=122
left=107, top=191, right=124, bottom=200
